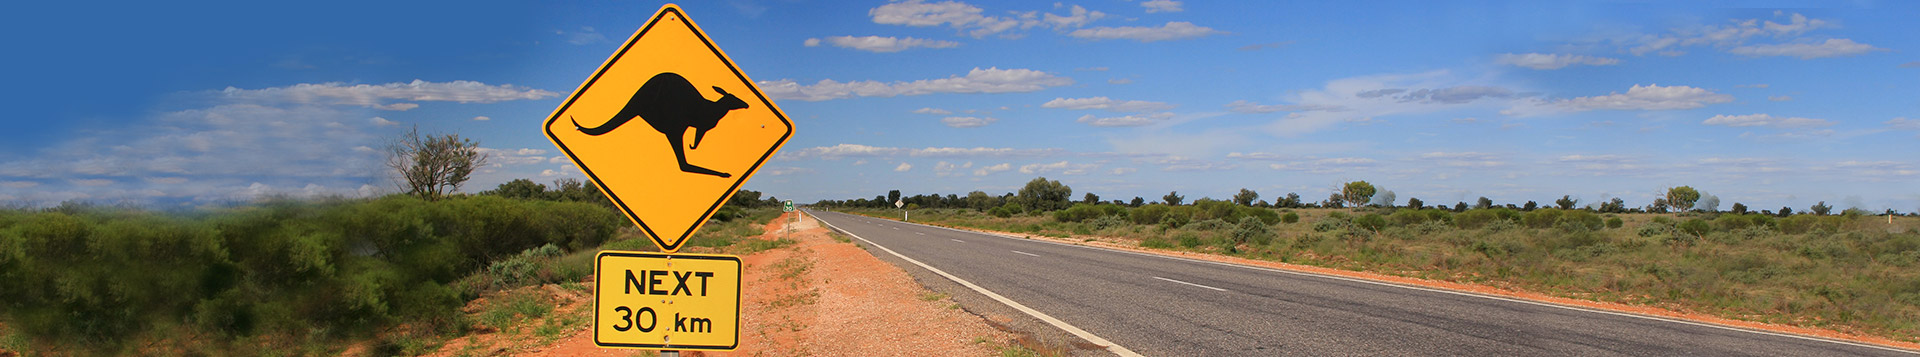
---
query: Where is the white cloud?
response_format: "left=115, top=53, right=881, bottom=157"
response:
left=1110, top=167, right=1136, bottom=175
left=895, top=162, right=913, bottom=172
left=1902, top=62, right=1920, bottom=68
left=1069, top=22, right=1224, bottom=42
left=1042, top=5, right=1106, bottom=29
left=1494, top=53, right=1621, bottom=70
left=1042, top=97, right=1175, bottom=112
left=1076, top=113, right=1174, bottom=127
left=1768, top=95, right=1792, bottom=102
left=1019, top=161, right=1097, bottom=175
left=1224, top=100, right=1341, bottom=114
left=757, top=67, right=1073, bottom=101
left=370, top=117, right=400, bottom=126
left=808, top=35, right=961, bottom=53
left=783, top=144, right=1059, bottom=160
left=558, top=26, right=608, bottom=45
left=1703, top=114, right=1834, bottom=129
left=2, top=181, right=39, bottom=189
left=803, top=38, right=821, bottom=47
left=1141, top=0, right=1183, bottom=13
left=1419, top=152, right=1506, bottom=168
left=473, top=116, right=491, bottom=121
left=1728, top=38, right=1882, bottom=59
left=1505, top=84, right=1732, bottom=116
left=216, top=80, right=559, bottom=110
left=1107, top=78, right=1133, bottom=85
left=974, top=163, right=1012, bottom=176
left=761, top=167, right=815, bottom=176
left=941, top=116, right=997, bottom=128
left=913, top=107, right=953, bottom=115
left=1886, top=117, right=1920, bottom=130
left=1628, top=12, right=1832, bottom=56
left=869, top=0, right=1023, bottom=37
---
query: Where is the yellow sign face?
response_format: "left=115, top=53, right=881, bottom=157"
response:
left=595, top=251, right=741, bottom=350
left=545, top=3, right=793, bottom=252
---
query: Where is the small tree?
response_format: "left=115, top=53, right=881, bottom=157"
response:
left=1731, top=202, right=1748, bottom=215
left=1083, top=192, right=1101, bottom=205
left=1665, top=186, right=1701, bottom=212
left=1407, top=197, right=1424, bottom=209
left=1600, top=198, right=1626, bottom=213
left=483, top=178, right=547, bottom=199
left=1454, top=202, right=1468, bottom=212
left=1130, top=197, right=1145, bottom=207
left=1555, top=195, right=1577, bottom=210
left=1278, top=192, right=1302, bottom=208
left=1016, top=177, right=1072, bottom=212
left=387, top=126, right=488, bottom=201
left=1648, top=198, right=1670, bottom=213
left=1523, top=201, right=1538, bottom=211
left=1475, top=197, right=1494, bottom=210
left=1163, top=191, right=1185, bottom=206
left=1233, top=188, right=1260, bottom=206
left=1323, top=193, right=1345, bottom=208
left=1341, top=181, right=1376, bottom=208
left=1812, top=201, right=1832, bottom=215
left=888, top=190, right=902, bottom=206
left=1778, top=206, right=1793, bottom=217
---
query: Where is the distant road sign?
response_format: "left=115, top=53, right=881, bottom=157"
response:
left=595, top=251, right=741, bottom=350
left=895, top=200, right=904, bottom=208
left=782, top=200, right=794, bottom=212
left=544, top=3, right=793, bottom=253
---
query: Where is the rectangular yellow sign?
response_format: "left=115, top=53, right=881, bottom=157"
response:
left=594, top=251, right=740, bottom=350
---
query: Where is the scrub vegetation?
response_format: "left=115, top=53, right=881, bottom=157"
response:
left=0, top=180, right=785, bottom=355
left=818, top=177, right=1920, bottom=343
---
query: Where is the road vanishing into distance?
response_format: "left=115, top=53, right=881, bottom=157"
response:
left=803, top=209, right=1915, bottom=356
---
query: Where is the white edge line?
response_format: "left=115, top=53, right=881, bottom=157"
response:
left=950, top=239, right=966, bottom=243
left=842, top=210, right=1920, bottom=355
left=1012, top=250, right=1041, bottom=257
left=1153, top=276, right=1227, bottom=292
left=808, top=210, right=1145, bottom=357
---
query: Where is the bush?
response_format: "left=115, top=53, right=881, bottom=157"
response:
left=1087, top=215, right=1130, bottom=231
left=1558, top=210, right=1604, bottom=231
left=1280, top=212, right=1300, bottom=224
left=1129, top=205, right=1171, bottom=225
left=1231, top=217, right=1274, bottom=245
left=1353, top=214, right=1387, bottom=232
left=987, top=203, right=1024, bottom=218
left=1715, top=214, right=1775, bottom=232
left=1521, top=208, right=1565, bottom=228
left=1239, top=207, right=1282, bottom=225
left=1605, top=217, right=1624, bottom=229
left=1186, top=218, right=1234, bottom=231
left=1053, top=204, right=1106, bottom=223
left=1455, top=209, right=1505, bottom=229
left=1390, top=209, right=1453, bottom=227
left=1678, top=218, right=1713, bottom=237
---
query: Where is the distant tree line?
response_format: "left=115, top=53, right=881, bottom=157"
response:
left=811, top=178, right=1907, bottom=218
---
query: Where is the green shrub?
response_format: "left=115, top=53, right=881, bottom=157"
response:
left=1522, top=208, right=1565, bottom=228
left=1052, top=204, right=1107, bottom=223
left=1558, top=210, right=1604, bottom=231
left=1231, top=217, right=1274, bottom=245
left=1129, top=205, right=1171, bottom=225
left=1353, top=214, right=1387, bottom=232
left=987, top=203, right=1023, bottom=218
left=1280, top=212, right=1300, bottom=224
left=1715, top=214, right=1775, bottom=232
left=1454, top=209, right=1515, bottom=229
left=1087, top=215, right=1130, bottom=231
left=1239, top=207, right=1282, bottom=225
left=1186, top=218, right=1233, bottom=231
left=1605, top=217, right=1624, bottom=229
left=1678, top=218, right=1712, bottom=237
left=1176, top=232, right=1203, bottom=248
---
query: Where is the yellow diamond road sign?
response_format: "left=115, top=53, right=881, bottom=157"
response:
left=595, top=251, right=741, bottom=350
left=545, top=3, right=792, bottom=253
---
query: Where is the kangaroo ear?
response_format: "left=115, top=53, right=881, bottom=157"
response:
left=712, top=86, right=730, bottom=96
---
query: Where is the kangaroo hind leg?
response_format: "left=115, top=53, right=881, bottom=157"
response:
left=665, top=131, right=731, bottom=178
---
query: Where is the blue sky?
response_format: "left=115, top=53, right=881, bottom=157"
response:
left=3, top=0, right=1917, bottom=212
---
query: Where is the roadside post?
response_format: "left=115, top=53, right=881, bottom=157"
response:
left=543, top=3, right=792, bottom=353
left=783, top=200, right=795, bottom=239
left=896, top=199, right=906, bottom=221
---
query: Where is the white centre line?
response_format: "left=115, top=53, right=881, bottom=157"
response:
left=915, top=232, right=925, bottom=235
left=892, top=227, right=900, bottom=230
left=950, top=239, right=966, bottom=243
left=1012, top=250, right=1040, bottom=257
left=1154, top=276, right=1228, bottom=292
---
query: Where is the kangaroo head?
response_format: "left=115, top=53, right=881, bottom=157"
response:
left=688, top=86, right=750, bottom=150
left=712, top=86, right=749, bottom=111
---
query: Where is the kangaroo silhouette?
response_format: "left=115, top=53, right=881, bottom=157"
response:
left=572, top=72, right=748, bottom=178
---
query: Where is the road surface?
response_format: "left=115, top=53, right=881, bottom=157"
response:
left=805, top=209, right=1914, bottom=356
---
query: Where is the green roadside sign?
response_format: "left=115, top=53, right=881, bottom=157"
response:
left=782, top=200, right=794, bottom=212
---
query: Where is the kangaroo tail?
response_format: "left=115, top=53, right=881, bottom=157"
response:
left=572, top=115, right=631, bottom=136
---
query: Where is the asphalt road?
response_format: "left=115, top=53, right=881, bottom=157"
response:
left=804, top=209, right=1915, bottom=356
